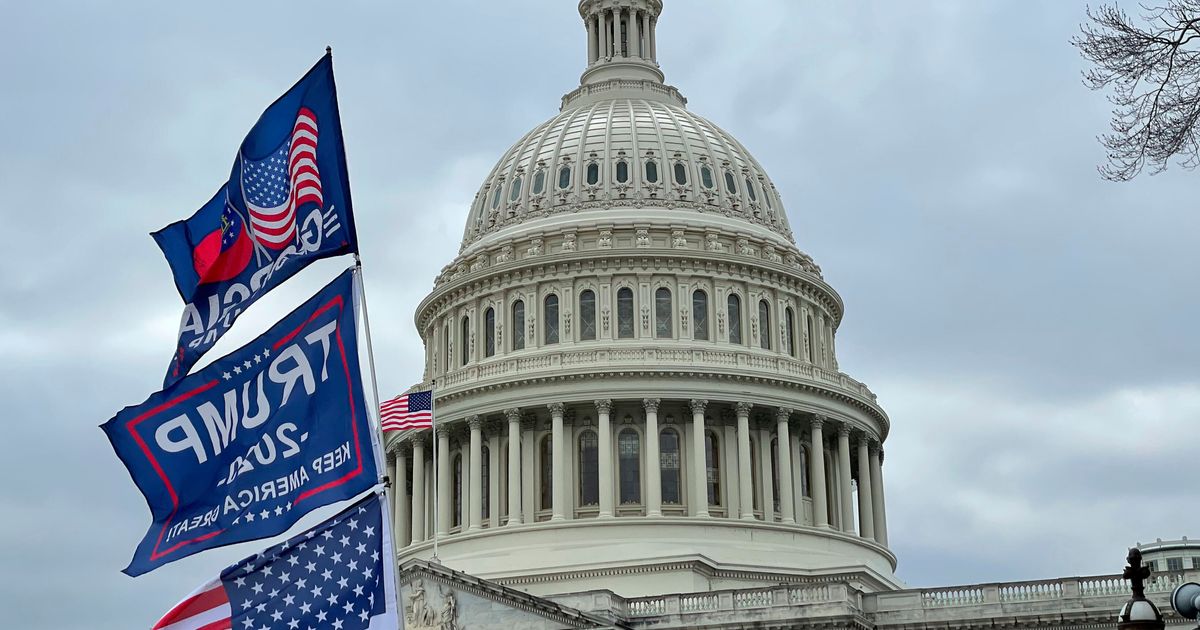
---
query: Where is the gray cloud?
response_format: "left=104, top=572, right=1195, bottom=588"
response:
left=1, top=1, right=1197, bottom=628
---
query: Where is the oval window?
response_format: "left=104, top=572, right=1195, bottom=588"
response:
left=509, top=176, right=522, bottom=202
left=645, top=160, right=659, bottom=183
left=724, top=171, right=738, bottom=194
left=586, top=163, right=600, bottom=186
left=532, top=170, right=546, bottom=195
left=616, top=161, right=629, bottom=183
left=673, top=162, right=687, bottom=185
left=745, top=177, right=758, bottom=201
left=558, top=166, right=572, bottom=189
left=700, top=165, right=714, bottom=189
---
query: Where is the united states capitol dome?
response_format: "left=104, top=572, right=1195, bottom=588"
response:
left=391, top=0, right=898, bottom=601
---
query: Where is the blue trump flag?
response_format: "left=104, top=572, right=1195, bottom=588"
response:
left=153, top=52, right=358, bottom=388
left=101, top=268, right=378, bottom=576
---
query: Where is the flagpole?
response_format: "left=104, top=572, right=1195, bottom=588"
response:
left=430, top=378, right=440, bottom=565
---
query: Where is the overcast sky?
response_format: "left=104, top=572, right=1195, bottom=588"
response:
left=2, top=1, right=1198, bottom=628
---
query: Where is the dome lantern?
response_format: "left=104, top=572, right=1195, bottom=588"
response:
left=568, top=0, right=685, bottom=109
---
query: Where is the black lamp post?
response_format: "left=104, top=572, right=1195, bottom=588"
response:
left=1118, top=548, right=1165, bottom=630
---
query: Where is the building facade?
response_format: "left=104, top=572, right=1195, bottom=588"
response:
left=382, top=2, right=1194, bottom=627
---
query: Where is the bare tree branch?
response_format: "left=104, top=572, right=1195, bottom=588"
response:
left=1072, top=1, right=1200, bottom=180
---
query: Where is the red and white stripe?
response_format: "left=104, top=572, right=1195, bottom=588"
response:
left=152, top=579, right=231, bottom=630
left=380, top=395, right=432, bottom=432
left=248, top=107, right=322, bottom=250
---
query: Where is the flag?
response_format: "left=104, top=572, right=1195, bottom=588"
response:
left=102, top=269, right=378, bottom=576
left=380, top=391, right=432, bottom=432
left=153, top=52, right=358, bottom=389
left=151, top=492, right=399, bottom=630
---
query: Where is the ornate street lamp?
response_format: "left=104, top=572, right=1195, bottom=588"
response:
left=1118, top=548, right=1165, bottom=630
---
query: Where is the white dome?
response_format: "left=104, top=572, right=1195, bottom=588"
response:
left=460, top=90, right=795, bottom=256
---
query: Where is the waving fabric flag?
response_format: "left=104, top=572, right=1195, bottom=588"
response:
left=380, top=390, right=433, bottom=432
left=151, top=493, right=399, bottom=630
left=101, top=269, right=377, bottom=576
left=153, top=52, right=357, bottom=388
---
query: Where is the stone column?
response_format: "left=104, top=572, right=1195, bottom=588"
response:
left=596, top=399, right=615, bottom=518
left=857, top=434, right=875, bottom=540
left=836, top=423, right=855, bottom=534
left=642, top=12, right=651, bottom=61
left=736, top=402, right=754, bottom=520
left=488, top=429, right=500, bottom=527
left=394, top=448, right=410, bottom=548
left=599, top=10, right=609, bottom=59
left=520, top=416, right=536, bottom=523
left=549, top=403, right=566, bottom=521
left=649, top=16, right=657, bottom=61
left=870, top=442, right=888, bottom=546
left=809, top=417, right=829, bottom=528
left=630, top=9, right=641, bottom=59
left=757, top=419, right=774, bottom=522
left=690, top=399, right=709, bottom=517
left=644, top=398, right=662, bottom=517
left=587, top=15, right=598, bottom=64
left=776, top=408, right=795, bottom=524
left=436, top=425, right=451, bottom=536
left=410, top=435, right=426, bottom=543
left=505, top=409, right=522, bottom=526
left=467, top=416, right=483, bottom=531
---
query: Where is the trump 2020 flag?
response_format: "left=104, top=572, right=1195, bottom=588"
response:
left=153, top=52, right=358, bottom=388
left=101, top=268, right=378, bottom=576
left=151, top=492, right=399, bottom=630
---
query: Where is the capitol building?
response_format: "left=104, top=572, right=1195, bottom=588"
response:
left=382, top=2, right=1196, bottom=628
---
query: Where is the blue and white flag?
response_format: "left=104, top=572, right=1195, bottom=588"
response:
left=102, top=268, right=378, bottom=576
left=150, top=493, right=399, bottom=630
left=153, top=52, right=358, bottom=388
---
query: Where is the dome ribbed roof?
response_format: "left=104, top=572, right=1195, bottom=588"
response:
left=459, top=97, right=794, bottom=254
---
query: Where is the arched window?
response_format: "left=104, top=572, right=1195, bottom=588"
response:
left=764, top=185, right=773, bottom=209
left=586, top=163, right=600, bottom=186
left=532, top=169, right=546, bottom=195
left=745, top=176, right=758, bottom=202
left=511, top=300, right=525, bottom=351
left=673, top=162, right=688, bottom=185
left=800, top=445, right=810, bottom=497
left=539, top=435, right=553, bottom=511
left=645, top=160, right=659, bottom=183
left=442, top=322, right=451, bottom=371
left=805, top=314, right=815, bottom=363
left=660, top=428, right=682, bottom=505
left=724, top=171, right=738, bottom=195
left=727, top=295, right=743, bottom=345
left=481, top=445, right=491, bottom=520
left=771, top=437, right=781, bottom=513
left=491, top=185, right=503, bottom=210
left=655, top=288, right=672, bottom=338
left=544, top=294, right=560, bottom=345
left=692, top=290, right=709, bottom=341
left=484, top=307, right=496, bottom=358
left=700, top=164, right=715, bottom=189
left=749, top=435, right=760, bottom=510
left=615, top=160, right=629, bottom=183
left=578, top=430, right=599, bottom=507
left=758, top=300, right=771, bottom=350
left=618, top=429, right=641, bottom=504
left=705, top=430, right=721, bottom=506
left=461, top=315, right=471, bottom=366
left=453, top=453, right=463, bottom=527
left=509, top=176, right=522, bottom=202
left=785, top=307, right=796, bottom=358
left=617, top=288, right=635, bottom=339
left=558, top=165, right=572, bottom=190
left=579, top=290, right=597, bottom=341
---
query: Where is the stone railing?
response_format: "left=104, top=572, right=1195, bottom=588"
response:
left=623, top=583, right=847, bottom=618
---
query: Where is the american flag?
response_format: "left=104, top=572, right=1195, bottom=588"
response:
left=152, top=493, right=396, bottom=630
left=380, top=391, right=433, bottom=432
left=241, top=107, right=323, bottom=251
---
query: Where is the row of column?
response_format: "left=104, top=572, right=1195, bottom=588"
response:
left=389, top=402, right=888, bottom=548
left=587, top=7, right=656, bottom=64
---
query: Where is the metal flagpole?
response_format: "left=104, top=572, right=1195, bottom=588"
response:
left=430, top=378, right=439, bottom=564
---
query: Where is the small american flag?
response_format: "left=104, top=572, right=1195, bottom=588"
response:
left=380, top=390, right=433, bottom=432
left=241, top=107, right=323, bottom=251
left=152, top=493, right=396, bottom=630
